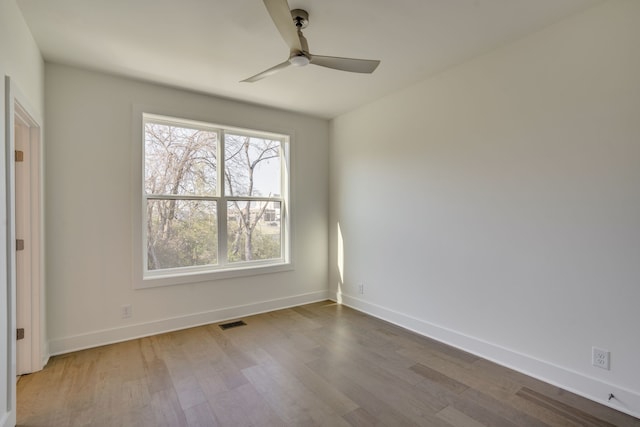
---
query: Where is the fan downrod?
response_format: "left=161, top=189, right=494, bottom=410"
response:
left=290, top=9, right=309, bottom=29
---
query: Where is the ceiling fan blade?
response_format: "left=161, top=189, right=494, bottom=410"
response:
left=310, top=55, right=380, bottom=74
left=241, top=60, right=291, bottom=83
left=263, top=0, right=303, bottom=52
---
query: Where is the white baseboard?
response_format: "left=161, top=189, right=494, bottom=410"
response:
left=335, top=293, right=640, bottom=420
left=49, top=290, right=329, bottom=356
left=41, top=354, right=49, bottom=370
left=0, top=412, right=15, bottom=427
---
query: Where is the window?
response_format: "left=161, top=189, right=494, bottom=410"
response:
left=142, top=113, right=290, bottom=281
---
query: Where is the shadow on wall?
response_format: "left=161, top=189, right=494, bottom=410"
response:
left=337, top=222, right=344, bottom=303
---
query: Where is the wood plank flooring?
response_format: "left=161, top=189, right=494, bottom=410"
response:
left=17, top=301, right=639, bottom=426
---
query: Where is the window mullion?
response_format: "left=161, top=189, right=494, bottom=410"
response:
left=218, top=130, right=228, bottom=266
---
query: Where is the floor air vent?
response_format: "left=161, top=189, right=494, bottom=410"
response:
left=218, top=320, right=247, bottom=330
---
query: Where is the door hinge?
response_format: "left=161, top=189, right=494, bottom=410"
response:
left=15, top=150, right=24, bottom=162
left=16, top=239, right=25, bottom=251
left=17, top=328, right=25, bottom=340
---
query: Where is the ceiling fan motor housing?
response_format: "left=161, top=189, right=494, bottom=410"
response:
left=289, top=54, right=310, bottom=66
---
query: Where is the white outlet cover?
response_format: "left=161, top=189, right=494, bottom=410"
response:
left=592, top=347, right=610, bottom=370
left=121, top=304, right=132, bottom=319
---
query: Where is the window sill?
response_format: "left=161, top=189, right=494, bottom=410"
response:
left=135, top=262, right=293, bottom=289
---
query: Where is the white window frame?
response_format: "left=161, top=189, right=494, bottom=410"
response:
left=133, top=112, right=292, bottom=289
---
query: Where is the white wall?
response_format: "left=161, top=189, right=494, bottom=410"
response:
left=330, top=0, right=640, bottom=417
left=45, top=64, right=329, bottom=354
left=0, top=0, right=44, bottom=425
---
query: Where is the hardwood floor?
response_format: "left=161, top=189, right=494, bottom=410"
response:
left=17, top=301, right=639, bottom=426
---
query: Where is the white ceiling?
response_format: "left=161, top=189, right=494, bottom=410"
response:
left=17, top=0, right=602, bottom=119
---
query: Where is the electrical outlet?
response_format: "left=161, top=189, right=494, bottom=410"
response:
left=121, top=304, right=132, bottom=319
left=592, top=347, right=610, bottom=370
left=358, top=283, right=364, bottom=295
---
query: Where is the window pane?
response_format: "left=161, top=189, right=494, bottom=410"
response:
left=227, top=201, right=281, bottom=263
left=145, top=122, right=217, bottom=196
left=147, top=199, right=218, bottom=270
left=224, top=134, right=281, bottom=197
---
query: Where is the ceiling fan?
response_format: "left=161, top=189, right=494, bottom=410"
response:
left=242, top=0, right=381, bottom=82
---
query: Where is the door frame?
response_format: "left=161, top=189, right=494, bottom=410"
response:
left=5, top=75, right=45, bottom=380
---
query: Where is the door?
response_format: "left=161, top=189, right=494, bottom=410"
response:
left=15, top=116, right=31, bottom=375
